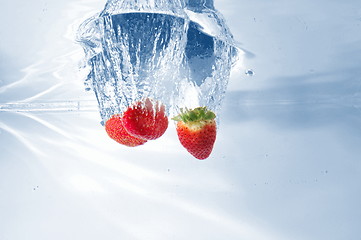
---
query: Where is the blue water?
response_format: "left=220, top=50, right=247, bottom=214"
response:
left=1, top=0, right=361, bottom=239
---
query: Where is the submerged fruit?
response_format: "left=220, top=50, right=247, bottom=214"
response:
left=105, top=114, right=147, bottom=147
left=172, top=107, right=217, bottom=160
left=122, top=98, right=169, bottom=140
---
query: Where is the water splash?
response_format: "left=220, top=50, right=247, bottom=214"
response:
left=76, top=0, right=240, bottom=124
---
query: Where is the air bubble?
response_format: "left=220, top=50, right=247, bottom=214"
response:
left=245, top=69, right=254, bottom=76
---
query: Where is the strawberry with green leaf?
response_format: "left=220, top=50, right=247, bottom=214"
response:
left=172, top=107, right=217, bottom=160
left=105, top=114, right=147, bottom=147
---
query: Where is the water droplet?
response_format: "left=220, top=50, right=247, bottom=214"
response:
left=245, top=69, right=254, bottom=76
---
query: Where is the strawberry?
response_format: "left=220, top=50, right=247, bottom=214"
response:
left=172, top=107, right=217, bottom=160
left=122, top=98, right=168, bottom=140
left=105, top=114, right=147, bottom=147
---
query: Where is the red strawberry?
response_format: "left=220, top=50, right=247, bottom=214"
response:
left=105, top=114, right=147, bottom=147
left=122, top=98, right=168, bottom=140
left=172, top=107, right=217, bottom=160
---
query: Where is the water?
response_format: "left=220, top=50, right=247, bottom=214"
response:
left=175, top=20, right=238, bottom=114
left=2, top=0, right=361, bottom=239
left=78, top=12, right=188, bottom=122
left=77, top=0, right=240, bottom=123
left=245, top=69, right=254, bottom=76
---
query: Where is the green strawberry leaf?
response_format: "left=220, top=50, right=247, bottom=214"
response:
left=172, top=107, right=216, bottom=123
